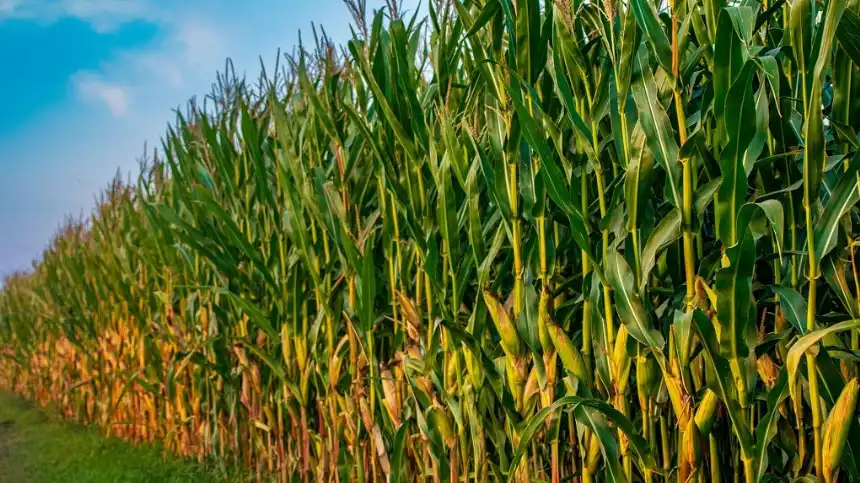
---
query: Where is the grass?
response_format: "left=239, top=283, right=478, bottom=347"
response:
left=0, top=392, right=233, bottom=483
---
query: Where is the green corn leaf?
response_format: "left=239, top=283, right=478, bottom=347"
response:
left=358, top=235, right=377, bottom=334
left=389, top=423, right=409, bottom=483
left=631, top=48, right=682, bottom=209
left=717, top=201, right=781, bottom=358
left=297, top=66, right=338, bottom=141
left=348, top=40, right=419, bottom=161
left=211, top=287, right=278, bottom=340
left=463, top=0, right=500, bottom=38
left=789, top=0, right=812, bottom=77
left=509, top=396, right=657, bottom=482
left=692, top=309, right=755, bottom=456
left=771, top=285, right=809, bottom=334
left=624, top=122, right=654, bottom=232
left=715, top=232, right=756, bottom=360
left=813, top=152, right=860, bottom=263
left=756, top=200, right=786, bottom=258
left=716, top=61, right=757, bottom=245
left=617, top=7, right=641, bottom=104
left=836, top=9, right=860, bottom=66
left=506, top=78, right=603, bottom=282
left=639, top=209, right=682, bottom=292
left=754, top=369, right=790, bottom=482
left=811, top=0, right=848, bottom=84
left=516, top=285, right=543, bottom=361
left=466, top=165, right=486, bottom=264
left=440, top=110, right=469, bottom=189
left=714, top=8, right=746, bottom=120
left=241, top=341, right=288, bottom=382
left=804, top=87, right=826, bottom=269
left=743, top=86, right=770, bottom=175
left=822, top=253, right=860, bottom=319
left=434, top=157, right=459, bottom=270
left=630, top=0, right=673, bottom=75
left=787, top=320, right=860, bottom=411
left=422, top=407, right=451, bottom=476
left=549, top=28, right=595, bottom=153
left=694, top=177, right=722, bottom=215
left=607, top=249, right=664, bottom=349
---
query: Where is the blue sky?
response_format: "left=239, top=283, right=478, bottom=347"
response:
left=0, top=0, right=419, bottom=277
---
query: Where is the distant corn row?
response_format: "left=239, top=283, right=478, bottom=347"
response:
left=3, top=0, right=860, bottom=481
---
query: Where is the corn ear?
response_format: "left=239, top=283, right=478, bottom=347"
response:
left=681, top=417, right=702, bottom=478
left=483, top=290, right=521, bottom=358
left=546, top=322, right=591, bottom=386
left=756, top=354, right=780, bottom=389
left=613, top=326, right=632, bottom=394
left=538, top=287, right=553, bottom=352
left=823, top=378, right=860, bottom=482
left=636, top=351, right=658, bottom=410
left=694, top=389, right=719, bottom=436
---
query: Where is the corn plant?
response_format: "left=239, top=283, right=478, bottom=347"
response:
left=2, top=0, right=860, bottom=481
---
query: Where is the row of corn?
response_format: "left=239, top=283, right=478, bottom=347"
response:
left=2, top=0, right=860, bottom=481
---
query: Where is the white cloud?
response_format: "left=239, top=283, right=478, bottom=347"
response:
left=60, top=0, right=147, bottom=18
left=133, top=21, right=223, bottom=86
left=74, top=73, right=130, bottom=117
left=135, top=52, right=184, bottom=87
left=48, top=5, right=226, bottom=112
left=0, top=0, right=21, bottom=15
left=69, top=19, right=225, bottom=115
left=1, top=0, right=152, bottom=30
left=175, top=20, right=221, bottom=62
left=64, top=0, right=151, bottom=32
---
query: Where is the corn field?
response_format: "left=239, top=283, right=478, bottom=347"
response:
left=2, top=0, right=860, bottom=481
